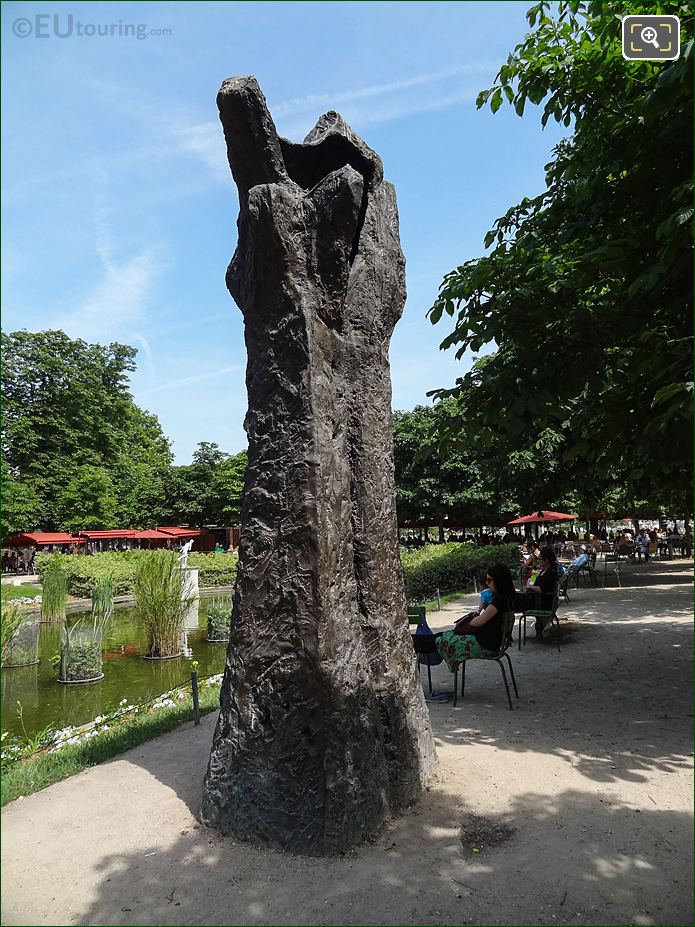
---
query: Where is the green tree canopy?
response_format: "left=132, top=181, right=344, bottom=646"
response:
left=2, top=330, right=173, bottom=530
left=55, top=465, right=118, bottom=532
left=429, top=0, right=693, bottom=514
left=165, top=443, right=247, bottom=527
left=393, top=400, right=518, bottom=531
left=0, top=460, right=45, bottom=538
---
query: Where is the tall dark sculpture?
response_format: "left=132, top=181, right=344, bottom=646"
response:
left=201, top=77, right=436, bottom=854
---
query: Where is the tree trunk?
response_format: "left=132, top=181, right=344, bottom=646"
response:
left=201, top=78, right=436, bottom=855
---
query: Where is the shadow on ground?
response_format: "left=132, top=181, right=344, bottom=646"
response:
left=2, top=564, right=692, bottom=927
left=73, top=785, right=692, bottom=926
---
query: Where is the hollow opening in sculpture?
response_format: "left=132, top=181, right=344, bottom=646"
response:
left=279, top=134, right=375, bottom=191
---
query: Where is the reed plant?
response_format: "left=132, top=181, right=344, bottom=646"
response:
left=134, top=549, right=187, bottom=658
left=1, top=601, right=26, bottom=664
left=40, top=559, right=68, bottom=622
left=57, top=575, right=115, bottom=682
left=90, top=575, right=113, bottom=631
left=206, top=599, right=232, bottom=641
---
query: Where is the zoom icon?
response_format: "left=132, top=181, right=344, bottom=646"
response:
left=622, top=15, right=680, bottom=61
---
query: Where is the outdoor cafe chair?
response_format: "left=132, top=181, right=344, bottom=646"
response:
left=558, top=564, right=579, bottom=606
left=517, top=581, right=562, bottom=652
left=576, top=550, right=598, bottom=586
left=602, top=553, right=622, bottom=587
left=451, top=611, right=519, bottom=710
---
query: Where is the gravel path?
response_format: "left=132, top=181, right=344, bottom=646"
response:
left=2, top=562, right=692, bottom=926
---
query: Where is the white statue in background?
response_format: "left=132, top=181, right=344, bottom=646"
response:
left=178, top=538, right=194, bottom=568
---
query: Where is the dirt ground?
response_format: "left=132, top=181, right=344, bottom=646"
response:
left=2, top=560, right=693, bottom=926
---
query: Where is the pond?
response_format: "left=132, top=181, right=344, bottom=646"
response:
left=1, top=598, right=229, bottom=740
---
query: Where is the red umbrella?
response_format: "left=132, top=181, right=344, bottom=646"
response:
left=507, top=510, right=578, bottom=526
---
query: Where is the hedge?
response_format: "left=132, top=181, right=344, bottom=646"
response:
left=35, top=543, right=519, bottom=604
left=35, top=550, right=237, bottom=598
left=400, top=543, right=521, bottom=602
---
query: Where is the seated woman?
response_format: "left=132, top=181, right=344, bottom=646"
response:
left=436, top=563, right=516, bottom=670
left=521, top=541, right=539, bottom=587
left=517, top=547, right=558, bottom=608
left=515, top=546, right=559, bottom=635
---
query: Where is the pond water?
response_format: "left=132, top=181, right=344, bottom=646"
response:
left=1, top=599, right=229, bottom=740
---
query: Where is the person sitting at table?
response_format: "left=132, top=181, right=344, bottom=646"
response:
left=634, top=528, right=650, bottom=562
left=571, top=546, right=590, bottom=569
left=436, top=563, right=516, bottom=669
left=515, top=547, right=559, bottom=634
left=522, top=540, right=538, bottom=566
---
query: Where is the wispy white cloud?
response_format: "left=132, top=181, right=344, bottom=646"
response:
left=143, top=363, right=243, bottom=393
left=87, top=158, right=115, bottom=270
left=54, top=249, right=161, bottom=343
left=178, top=63, right=495, bottom=179
left=131, top=332, right=156, bottom=387
left=177, top=123, right=229, bottom=182
left=271, top=63, right=493, bottom=118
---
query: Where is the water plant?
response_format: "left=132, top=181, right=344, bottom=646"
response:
left=1, top=602, right=32, bottom=666
left=206, top=599, right=231, bottom=641
left=59, top=619, right=104, bottom=682
left=134, top=549, right=187, bottom=659
left=90, top=575, right=114, bottom=628
left=40, top=558, right=68, bottom=622
left=58, top=582, right=113, bottom=683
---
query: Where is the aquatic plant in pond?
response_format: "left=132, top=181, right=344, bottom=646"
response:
left=2, top=602, right=25, bottom=661
left=58, top=584, right=113, bottom=683
left=1, top=598, right=227, bottom=741
left=134, top=550, right=187, bottom=659
left=59, top=623, right=104, bottom=682
left=2, top=604, right=40, bottom=667
left=91, top=576, right=114, bottom=625
left=206, top=600, right=231, bottom=641
left=41, top=559, right=68, bottom=622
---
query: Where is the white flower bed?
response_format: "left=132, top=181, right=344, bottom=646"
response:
left=2, top=673, right=224, bottom=766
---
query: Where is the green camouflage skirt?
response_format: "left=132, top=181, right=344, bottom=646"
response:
left=436, top=630, right=493, bottom=671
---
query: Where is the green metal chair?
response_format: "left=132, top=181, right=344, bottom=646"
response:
left=518, top=581, right=562, bottom=652
left=558, top=564, right=578, bottom=605
left=407, top=605, right=426, bottom=625
left=602, top=553, right=622, bottom=587
left=576, top=550, right=598, bottom=586
left=452, top=611, right=519, bottom=710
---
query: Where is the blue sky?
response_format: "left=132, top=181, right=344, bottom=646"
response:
left=2, top=1, right=567, bottom=463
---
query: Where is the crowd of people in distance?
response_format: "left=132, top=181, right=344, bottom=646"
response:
left=430, top=521, right=692, bottom=669
left=1, top=547, right=36, bottom=575
left=400, top=522, right=693, bottom=560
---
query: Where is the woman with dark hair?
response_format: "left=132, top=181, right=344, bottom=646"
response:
left=436, top=563, right=516, bottom=670
left=522, top=546, right=558, bottom=609
left=514, top=546, right=559, bottom=635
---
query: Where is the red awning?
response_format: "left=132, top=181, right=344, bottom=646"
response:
left=4, top=532, right=85, bottom=546
left=132, top=529, right=174, bottom=540
left=157, top=527, right=208, bottom=537
left=79, top=530, right=139, bottom=540
left=507, top=511, right=578, bottom=526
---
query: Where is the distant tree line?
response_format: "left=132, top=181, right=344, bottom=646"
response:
left=2, top=324, right=688, bottom=542
left=1, top=330, right=246, bottom=537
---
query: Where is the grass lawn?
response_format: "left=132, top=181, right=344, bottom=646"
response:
left=424, top=587, right=473, bottom=611
left=1, top=680, right=221, bottom=806
left=0, top=584, right=42, bottom=600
